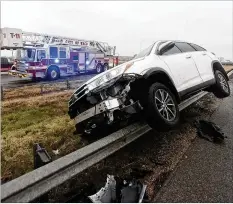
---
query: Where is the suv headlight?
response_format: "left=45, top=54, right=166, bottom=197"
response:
left=87, top=63, right=134, bottom=91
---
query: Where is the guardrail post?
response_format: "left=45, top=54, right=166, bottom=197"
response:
left=40, top=85, right=43, bottom=95
left=1, top=86, right=3, bottom=101
left=33, top=143, right=52, bottom=202
left=33, top=143, right=52, bottom=169
left=66, top=80, right=71, bottom=89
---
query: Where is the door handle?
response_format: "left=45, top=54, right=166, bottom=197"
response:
left=186, top=55, right=191, bottom=59
left=202, top=53, right=207, bottom=56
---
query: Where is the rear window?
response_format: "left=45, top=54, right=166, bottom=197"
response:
left=190, top=43, right=206, bottom=51
left=175, top=42, right=196, bottom=52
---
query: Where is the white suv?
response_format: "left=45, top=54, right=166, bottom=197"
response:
left=68, top=40, right=230, bottom=135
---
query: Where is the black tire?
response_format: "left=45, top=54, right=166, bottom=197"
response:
left=95, top=64, right=102, bottom=74
left=212, top=70, right=230, bottom=98
left=103, top=63, right=109, bottom=72
left=47, top=66, right=60, bottom=80
left=145, top=82, right=180, bottom=132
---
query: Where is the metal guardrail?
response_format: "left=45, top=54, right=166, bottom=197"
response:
left=2, top=70, right=233, bottom=203
left=1, top=122, right=149, bottom=202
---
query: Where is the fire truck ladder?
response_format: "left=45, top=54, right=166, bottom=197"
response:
left=21, top=31, right=116, bottom=56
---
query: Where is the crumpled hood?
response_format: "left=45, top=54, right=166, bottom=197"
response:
left=83, top=57, right=145, bottom=85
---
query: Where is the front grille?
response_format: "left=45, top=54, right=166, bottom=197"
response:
left=16, top=62, right=27, bottom=72
left=76, top=98, right=93, bottom=113
left=68, top=85, right=104, bottom=119
left=68, top=85, right=89, bottom=119
left=69, top=84, right=88, bottom=106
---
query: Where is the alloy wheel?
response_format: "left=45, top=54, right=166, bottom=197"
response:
left=218, top=73, right=229, bottom=93
left=51, top=70, right=57, bottom=79
left=154, top=89, right=176, bottom=121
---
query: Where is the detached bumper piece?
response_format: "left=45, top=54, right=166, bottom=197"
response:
left=88, top=175, right=147, bottom=203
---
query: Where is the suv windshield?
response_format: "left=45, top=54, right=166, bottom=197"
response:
left=134, top=43, right=154, bottom=59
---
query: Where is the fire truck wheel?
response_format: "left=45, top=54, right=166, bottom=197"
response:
left=103, top=64, right=109, bottom=72
left=96, top=64, right=102, bottom=74
left=47, top=66, right=60, bottom=80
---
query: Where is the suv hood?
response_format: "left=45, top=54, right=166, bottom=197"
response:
left=84, top=57, right=145, bottom=86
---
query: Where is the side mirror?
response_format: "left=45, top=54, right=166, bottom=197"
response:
left=158, top=41, right=175, bottom=55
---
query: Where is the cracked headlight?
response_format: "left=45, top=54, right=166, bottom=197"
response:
left=87, top=63, right=134, bottom=91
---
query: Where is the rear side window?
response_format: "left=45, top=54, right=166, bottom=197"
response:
left=175, top=42, right=196, bottom=52
left=190, top=43, right=206, bottom=51
left=50, top=47, right=58, bottom=58
left=162, top=45, right=182, bottom=56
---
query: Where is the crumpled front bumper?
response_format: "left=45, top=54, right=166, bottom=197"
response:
left=74, top=98, right=120, bottom=125
left=8, top=70, right=33, bottom=79
left=70, top=73, right=143, bottom=128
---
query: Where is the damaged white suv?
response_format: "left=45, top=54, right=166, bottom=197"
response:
left=68, top=41, right=230, bottom=135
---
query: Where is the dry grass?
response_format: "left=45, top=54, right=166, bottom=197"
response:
left=1, top=87, right=82, bottom=181
left=3, top=82, right=69, bottom=101
left=3, top=85, right=43, bottom=100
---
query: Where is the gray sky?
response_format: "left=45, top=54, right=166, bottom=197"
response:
left=1, top=1, right=233, bottom=60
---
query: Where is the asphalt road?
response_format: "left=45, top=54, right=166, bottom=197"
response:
left=155, top=79, right=233, bottom=202
left=0, top=73, right=97, bottom=89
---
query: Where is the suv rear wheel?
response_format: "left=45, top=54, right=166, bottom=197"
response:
left=145, top=82, right=180, bottom=131
left=212, top=70, right=230, bottom=98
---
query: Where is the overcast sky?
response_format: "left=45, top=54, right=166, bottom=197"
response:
left=1, top=1, right=232, bottom=60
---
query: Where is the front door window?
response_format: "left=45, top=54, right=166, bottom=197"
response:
left=37, top=50, right=46, bottom=62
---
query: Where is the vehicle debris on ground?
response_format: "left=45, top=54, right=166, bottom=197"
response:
left=88, top=175, right=147, bottom=203
left=195, top=120, right=226, bottom=143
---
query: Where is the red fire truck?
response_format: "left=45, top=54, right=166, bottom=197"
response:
left=0, top=27, right=119, bottom=80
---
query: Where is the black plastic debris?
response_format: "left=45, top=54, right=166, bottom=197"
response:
left=88, top=175, right=147, bottom=203
left=195, top=120, right=226, bottom=143
left=33, top=143, right=52, bottom=169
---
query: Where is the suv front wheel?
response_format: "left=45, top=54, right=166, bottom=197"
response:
left=145, top=82, right=180, bottom=131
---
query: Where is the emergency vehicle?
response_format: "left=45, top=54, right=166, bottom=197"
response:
left=0, top=27, right=119, bottom=80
